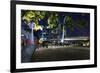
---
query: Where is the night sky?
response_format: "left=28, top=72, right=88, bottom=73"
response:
left=39, top=11, right=90, bottom=37
left=64, top=12, right=90, bottom=37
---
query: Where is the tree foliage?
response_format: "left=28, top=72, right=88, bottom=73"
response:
left=22, top=10, right=46, bottom=31
left=47, top=12, right=58, bottom=29
left=64, top=16, right=74, bottom=31
left=22, top=10, right=87, bottom=32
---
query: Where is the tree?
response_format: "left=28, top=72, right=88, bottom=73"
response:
left=22, top=10, right=46, bottom=31
left=57, top=14, right=86, bottom=43
left=60, top=15, right=74, bottom=43
left=47, top=13, right=74, bottom=43
left=47, top=12, right=58, bottom=29
left=22, top=10, right=46, bottom=44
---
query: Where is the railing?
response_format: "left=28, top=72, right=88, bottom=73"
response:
left=42, top=37, right=90, bottom=47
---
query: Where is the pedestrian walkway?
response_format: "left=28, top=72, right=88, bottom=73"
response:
left=32, top=46, right=90, bottom=62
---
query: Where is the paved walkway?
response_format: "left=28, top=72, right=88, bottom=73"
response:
left=32, top=46, right=90, bottom=62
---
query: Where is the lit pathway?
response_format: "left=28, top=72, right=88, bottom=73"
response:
left=32, top=46, right=90, bottom=62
